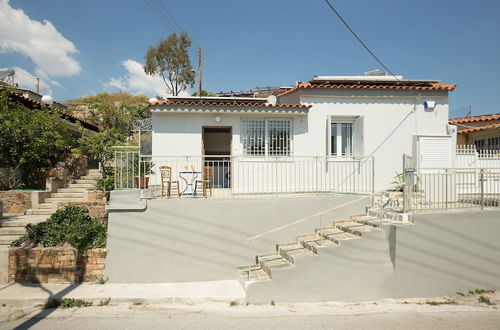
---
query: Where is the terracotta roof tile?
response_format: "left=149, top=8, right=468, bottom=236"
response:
left=150, top=98, right=310, bottom=109
left=279, top=81, right=456, bottom=97
left=449, top=114, right=500, bottom=124
left=457, top=122, right=500, bottom=134
left=13, top=92, right=99, bottom=131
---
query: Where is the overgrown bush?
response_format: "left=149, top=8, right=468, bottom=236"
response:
left=96, top=176, right=114, bottom=192
left=11, top=205, right=106, bottom=250
left=0, top=87, right=76, bottom=189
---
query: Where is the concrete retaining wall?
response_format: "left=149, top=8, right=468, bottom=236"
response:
left=246, top=209, right=500, bottom=303
left=105, top=192, right=369, bottom=283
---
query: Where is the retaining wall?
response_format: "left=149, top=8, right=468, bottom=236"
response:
left=8, top=247, right=106, bottom=283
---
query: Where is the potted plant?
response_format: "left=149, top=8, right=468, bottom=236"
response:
left=134, top=160, right=155, bottom=189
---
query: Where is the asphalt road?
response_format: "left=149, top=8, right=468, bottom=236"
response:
left=2, top=303, right=500, bottom=330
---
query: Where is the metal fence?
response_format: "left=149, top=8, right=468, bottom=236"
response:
left=406, top=168, right=500, bottom=211
left=456, top=145, right=500, bottom=168
left=113, top=148, right=374, bottom=199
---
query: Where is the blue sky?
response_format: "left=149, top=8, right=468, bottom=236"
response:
left=1, top=0, right=499, bottom=117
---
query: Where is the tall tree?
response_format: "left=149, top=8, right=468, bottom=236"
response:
left=143, top=32, right=195, bottom=96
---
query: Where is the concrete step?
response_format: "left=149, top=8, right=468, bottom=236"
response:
left=26, top=208, right=53, bottom=215
left=87, top=169, right=101, bottom=174
left=50, top=192, right=85, bottom=198
left=44, top=197, right=86, bottom=203
left=0, top=235, right=23, bottom=246
left=277, top=242, right=315, bottom=264
left=57, top=187, right=88, bottom=193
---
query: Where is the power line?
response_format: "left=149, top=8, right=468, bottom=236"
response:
left=323, top=0, right=400, bottom=83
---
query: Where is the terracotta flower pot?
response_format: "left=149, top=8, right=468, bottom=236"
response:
left=135, top=177, right=149, bottom=189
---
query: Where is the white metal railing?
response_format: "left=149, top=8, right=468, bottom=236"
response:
left=112, top=149, right=374, bottom=199
left=407, top=167, right=500, bottom=211
left=456, top=145, right=500, bottom=169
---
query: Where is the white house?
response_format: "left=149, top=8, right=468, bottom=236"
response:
left=146, top=74, right=456, bottom=197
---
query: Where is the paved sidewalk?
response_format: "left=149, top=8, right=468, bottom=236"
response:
left=0, top=280, right=246, bottom=306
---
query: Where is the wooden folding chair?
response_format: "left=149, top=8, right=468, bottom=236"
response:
left=160, top=166, right=180, bottom=198
left=194, top=166, right=213, bottom=197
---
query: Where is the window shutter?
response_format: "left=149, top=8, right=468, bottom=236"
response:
left=353, top=116, right=364, bottom=157
left=326, top=116, right=331, bottom=156
left=419, top=136, right=451, bottom=168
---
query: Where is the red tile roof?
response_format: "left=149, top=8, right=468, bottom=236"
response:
left=449, top=114, right=500, bottom=124
left=278, top=81, right=456, bottom=97
left=150, top=98, right=310, bottom=109
left=457, top=122, right=500, bottom=134
left=12, top=92, right=99, bottom=131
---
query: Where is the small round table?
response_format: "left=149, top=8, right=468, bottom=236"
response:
left=179, top=171, right=201, bottom=196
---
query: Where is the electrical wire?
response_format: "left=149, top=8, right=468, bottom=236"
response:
left=323, top=0, right=401, bottom=83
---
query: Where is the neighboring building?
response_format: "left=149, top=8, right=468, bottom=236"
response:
left=1, top=84, right=99, bottom=132
left=149, top=74, right=456, bottom=191
left=449, top=114, right=500, bottom=151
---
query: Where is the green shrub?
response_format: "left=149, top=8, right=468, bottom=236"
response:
left=10, top=205, right=106, bottom=251
left=96, top=176, right=114, bottom=191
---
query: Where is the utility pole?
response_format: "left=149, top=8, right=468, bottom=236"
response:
left=196, top=47, right=202, bottom=97
left=36, top=77, right=40, bottom=94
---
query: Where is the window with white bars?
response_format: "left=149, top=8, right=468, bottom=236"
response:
left=242, top=119, right=292, bottom=156
left=330, top=121, right=353, bottom=156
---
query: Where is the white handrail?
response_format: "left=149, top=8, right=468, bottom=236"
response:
left=246, top=196, right=369, bottom=242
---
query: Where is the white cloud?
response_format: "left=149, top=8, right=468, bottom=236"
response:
left=0, top=0, right=81, bottom=79
left=104, top=59, right=189, bottom=98
left=12, top=67, right=52, bottom=95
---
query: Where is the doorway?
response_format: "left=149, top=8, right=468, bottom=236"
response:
left=202, top=127, right=231, bottom=188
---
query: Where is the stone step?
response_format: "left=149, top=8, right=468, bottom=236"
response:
left=26, top=208, right=53, bottom=215
left=0, top=235, right=23, bottom=246
left=87, top=169, right=101, bottom=174
left=44, top=197, right=86, bottom=203
left=277, top=242, right=314, bottom=264
left=260, top=256, right=292, bottom=276
left=297, top=233, right=338, bottom=253
left=0, top=226, right=26, bottom=235
left=323, top=231, right=360, bottom=244
left=67, top=183, right=94, bottom=188
left=37, top=203, right=52, bottom=209
left=75, top=179, right=96, bottom=184
left=236, top=265, right=271, bottom=282
left=50, top=192, right=86, bottom=198
left=315, top=226, right=344, bottom=237
left=57, top=187, right=88, bottom=193
left=0, top=215, right=48, bottom=227
left=81, top=175, right=102, bottom=180
left=336, top=221, right=381, bottom=235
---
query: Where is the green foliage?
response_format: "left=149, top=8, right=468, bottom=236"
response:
left=144, top=32, right=195, bottom=96
left=96, top=176, right=115, bottom=192
left=191, top=90, right=216, bottom=97
left=0, top=87, right=75, bottom=189
left=67, top=92, right=150, bottom=136
left=45, top=298, right=92, bottom=309
left=11, top=205, right=106, bottom=251
left=99, top=297, right=111, bottom=306
left=478, top=296, right=494, bottom=305
left=73, top=128, right=126, bottom=172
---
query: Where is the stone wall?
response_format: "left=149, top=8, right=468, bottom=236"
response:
left=8, top=247, right=106, bottom=283
left=0, top=191, right=34, bottom=214
left=57, top=190, right=108, bottom=222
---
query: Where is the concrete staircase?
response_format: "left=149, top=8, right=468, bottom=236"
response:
left=237, top=214, right=411, bottom=284
left=26, top=169, right=101, bottom=216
